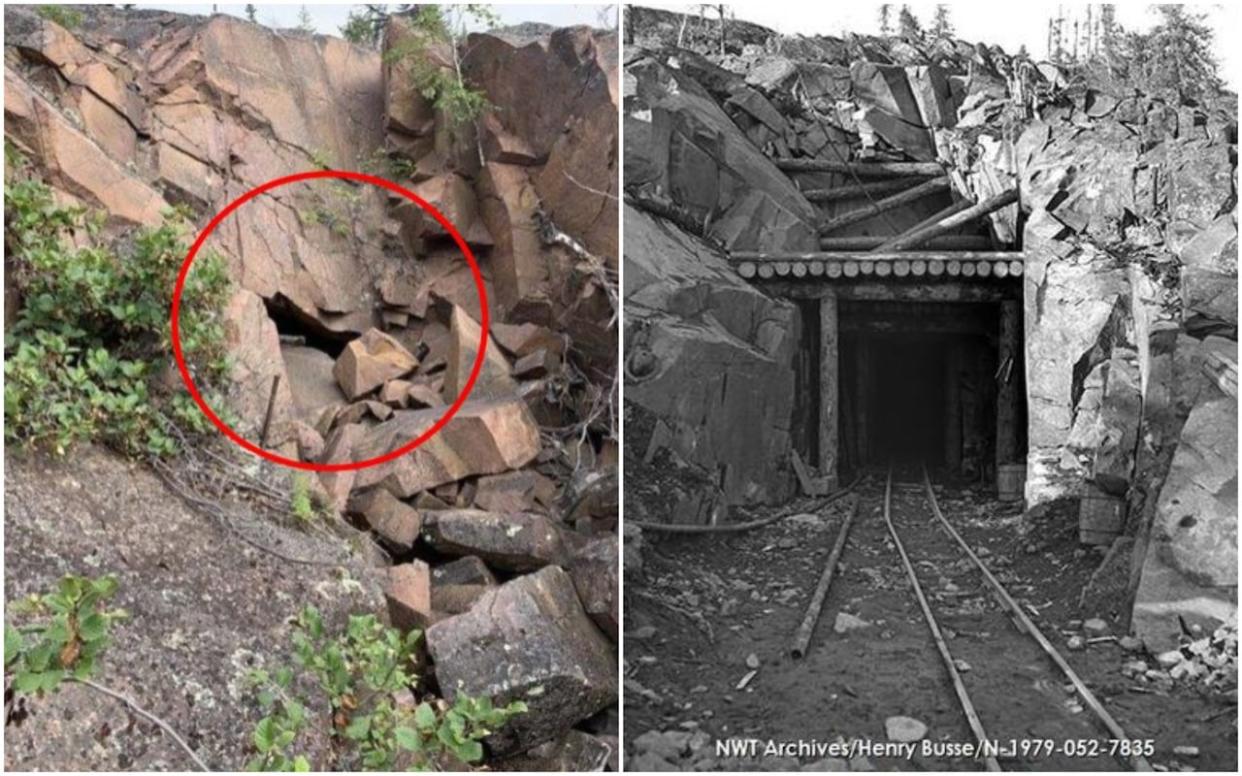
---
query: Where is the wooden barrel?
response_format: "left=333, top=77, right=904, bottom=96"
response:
left=859, top=260, right=875, bottom=275
left=843, top=261, right=859, bottom=277
left=875, top=261, right=892, bottom=277
left=893, top=259, right=910, bottom=277
left=739, top=262, right=757, bottom=278
left=961, top=261, right=976, bottom=277
left=809, top=260, right=826, bottom=276
left=792, top=261, right=808, bottom=277
left=928, top=259, right=945, bottom=276
left=911, top=259, right=927, bottom=276
left=757, top=263, right=775, bottom=279
left=996, top=463, right=1026, bottom=503
left=826, top=261, right=843, bottom=278
left=1079, top=490, right=1126, bottom=545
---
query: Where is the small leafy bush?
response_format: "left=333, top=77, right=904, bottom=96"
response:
left=4, top=574, right=127, bottom=695
left=382, top=6, right=496, bottom=127
left=289, top=475, right=318, bottom=524
left=36, top=5, right=83, bottom=29
left=246, top=606, right=525, bottom=771
left=4, top=169, right=231, bottom=456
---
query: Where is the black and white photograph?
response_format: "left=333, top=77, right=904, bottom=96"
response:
left=621, top=2, right=1237, bottom=771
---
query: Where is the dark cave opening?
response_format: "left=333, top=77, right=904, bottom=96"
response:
left=263, top=295, right=352, bottom=358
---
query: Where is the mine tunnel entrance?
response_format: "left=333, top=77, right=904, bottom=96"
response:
left=792, top=289, right=1028, bottom=485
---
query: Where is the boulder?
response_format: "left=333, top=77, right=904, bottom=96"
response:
left=569, top=536, right=619, bottom=641
left=385, top=560, right=439, bottom=632
left=425, top=566, right=617, bottom=756
left=493, top=730, right=613, bottom=771
left=406, top=173, right=492, bottom=246
left=222, top=289, right=295, bottom=445
left=430, top=556, right=496, bottom=615
left=351, top=488, right=421, bottom=552
left=624, top=205, right=799, bottom=505
left=350, top=399, right=542, bottom=497
left=317, top=423, right=365, bottom=510
left=443, top=305, right=517, bottom=401
left=282, top=344, right=346, bottom=423
left=334, top=328, right=420, bottom=400
left=422, top=510, right=569, bottom=572
left=474, top=162, right=557, bottom=314
left=1133, top=391, right=1238, bottom=652
left=472, top=470, right=548, bottom=513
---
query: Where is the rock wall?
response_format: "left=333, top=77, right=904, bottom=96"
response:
left=625, top=205, right=799, bottom=511
left=1017, top=88, right=1238, bottom=647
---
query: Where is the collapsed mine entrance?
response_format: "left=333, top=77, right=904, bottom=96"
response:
left=785, top=278, right=1027, bottom=490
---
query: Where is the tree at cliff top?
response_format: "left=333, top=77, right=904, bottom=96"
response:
left=244, top=4, right=256, bottom=23
left=341, top=4, right=412, bottom=48
left=898, top=5, right=922, bottom=39
left=295, top=4, right=314, bottom=33
left=383, top=5, right=496, bottom=128
left=1125, top=5, right=1222, bottom=105
left=878, top=4, right=893, bottom=35
left=930, top=5, right=953, bottom=39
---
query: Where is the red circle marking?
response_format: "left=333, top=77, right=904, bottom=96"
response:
left=170, top=169, right=489, bottom=472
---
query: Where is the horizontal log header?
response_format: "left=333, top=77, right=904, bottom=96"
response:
left=733, top=252, right=1025, bottom=281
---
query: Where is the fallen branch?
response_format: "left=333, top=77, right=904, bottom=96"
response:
left=72, top=678, right=209, bottom=771
left=628, top=475, right=860, bottom=534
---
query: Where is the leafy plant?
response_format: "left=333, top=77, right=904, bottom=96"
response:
left=289, top=475, right=318, bottom=523
left=382, top=5, right=496, bottom=127
left=3, top=170, right=231, bottom=457
left=5, top=575, right=127, bottom=696
left=36, top=4, right=83, bottom=29
left=246, top=606, right=525, bottom=771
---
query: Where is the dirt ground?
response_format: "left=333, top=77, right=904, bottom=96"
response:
left=623, top=471, right=1237, bottom=772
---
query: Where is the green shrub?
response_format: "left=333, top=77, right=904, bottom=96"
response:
left=382, top=6, right=496, bottom=127
left=4, top=574, right=127, bottom=696
left=36, top=5, right=83, bottom=29
left=3, top=171, right=231, bottom=456
left=246, top=606, right=525, bottom=771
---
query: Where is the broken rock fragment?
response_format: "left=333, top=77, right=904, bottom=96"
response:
left=350, top=398, right=541, bottom=497
left=351, top=488, right=422, bottom=552
left=334, top=328, right=420, bottom=400
left=569, top=536, right=619, bottom=641
left=426, top=566, right=617, bottom=756
left=444, top=305, right=517, bottom=401
left=422, top=509, right=569, bottom=572
left=386, top=560, right=439, bottom=631
left=430, top=555, right=497, bottom=614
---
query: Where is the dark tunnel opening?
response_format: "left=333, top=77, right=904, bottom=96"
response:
left=824, top=298, right=1028, bottom=482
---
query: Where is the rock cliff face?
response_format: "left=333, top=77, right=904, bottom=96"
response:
left=1017, top=94, right=1237, bottom=650
left=5, top=5, right=617, bottom=768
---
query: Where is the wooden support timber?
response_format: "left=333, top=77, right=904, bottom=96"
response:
left=819, top=177, right=951, bottom=234
left=819, top=235, right=992, bottom=250
left=803, top=177, right=927, bottom=203
left=735, top=251, right=1024, bottom=281
left=775, top=158, right=945, bottom=177
left=874, top=188, right=1020, bottom=251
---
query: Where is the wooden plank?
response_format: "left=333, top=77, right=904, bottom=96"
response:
left=731, top=250, right=1023, bottom=262
left=775, top=158, right=945, bottom=176
left=819, top=234, right=992, bottom=250
left=874, top=188, right=1020, bottom=251
left=819, top=292, right=839, bottom=489
left=804, top=177, right=930, bottom=203
left=819, top=177, right=951, bottom=235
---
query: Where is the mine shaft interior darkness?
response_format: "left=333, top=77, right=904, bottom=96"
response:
left=806, top=298, right=1027, bottom=479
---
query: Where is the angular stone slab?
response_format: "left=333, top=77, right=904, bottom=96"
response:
left=350, top=399, right=541, bottom=497
left=426, top=566, right=617, bottom=756
left=422, top=510, right=569, bottom=572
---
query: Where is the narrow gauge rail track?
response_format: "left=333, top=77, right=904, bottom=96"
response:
left=879, top=465, right=1153, bottom=771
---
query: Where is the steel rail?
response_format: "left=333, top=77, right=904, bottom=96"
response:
left=882, top=467, right=1002, bottom=771
left=918, top=466, right=1153, bottom=772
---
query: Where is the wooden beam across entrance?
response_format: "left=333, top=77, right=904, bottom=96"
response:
left=733, top=251, right=1025, bottom=281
